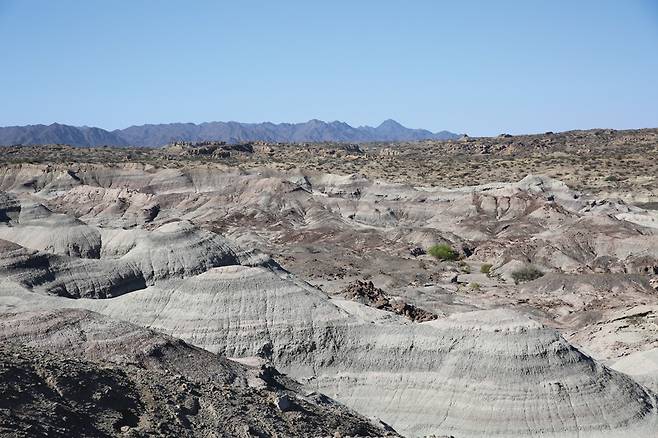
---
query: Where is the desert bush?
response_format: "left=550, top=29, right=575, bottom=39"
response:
left=511, top=266, right=544, bottom=284
left=428, top=244, right=459, bottom=261
left=480, top=263, right=493, bottom=274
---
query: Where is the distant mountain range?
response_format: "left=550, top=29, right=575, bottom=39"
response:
left=0, top=120, right=459, bottom=147
left=0, top=123, right=129, bottom=147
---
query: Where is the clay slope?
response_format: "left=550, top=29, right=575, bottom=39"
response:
left=1, top=164, right=658, bottom=436
left=1, top=264, right=656, bottom=436
left=4, top=163, right=655, bottom=278
left=0, top=308, right=397, bottom=438
left=0, top=194, right=240, bottom=298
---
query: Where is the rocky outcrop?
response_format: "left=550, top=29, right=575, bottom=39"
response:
left=0, top=309, right=396, bottom=437
left=341, top=280, right=438, bottom=322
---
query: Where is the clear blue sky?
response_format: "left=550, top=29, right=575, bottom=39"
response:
left=1, top=0, right=657, bottom=136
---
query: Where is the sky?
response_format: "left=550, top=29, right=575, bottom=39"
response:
left=0, top=0, right=657, bottom=136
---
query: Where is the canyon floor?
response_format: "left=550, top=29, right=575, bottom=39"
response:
left=1, top=129, right=657, bottom=437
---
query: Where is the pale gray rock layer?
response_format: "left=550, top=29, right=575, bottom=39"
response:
left=0, top=265, right=656, bottom=437
left=0, top=164, right=657, bottom=437
left=0, top=308, right=396, bottom=437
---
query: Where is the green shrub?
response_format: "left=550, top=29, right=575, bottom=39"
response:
left=469, top=282, right=480, bottom=291
left=511, top=266, right=544, bottom=284
left=428, top=244, right=459, bottom=261
left=480, top=263, right=493, bottom=274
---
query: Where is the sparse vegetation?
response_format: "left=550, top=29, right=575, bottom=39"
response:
left=480, top=263, right=493, bottom=274
left=511, top=266, right=544, bottom=284
left=428, top=244, right=459, bottom=261
left=2, top=128, right=658, bottom=197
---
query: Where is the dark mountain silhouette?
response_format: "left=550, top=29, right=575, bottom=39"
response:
left=0, top=123, right=128, bottom=147
left=117, top=119, right=459, bottom=146
left=0, top=120, right=459, bottom=147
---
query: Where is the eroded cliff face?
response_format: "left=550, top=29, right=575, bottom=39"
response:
left=0, top=163, right=657, bottom=437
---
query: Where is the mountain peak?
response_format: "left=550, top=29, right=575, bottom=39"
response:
left=378, top=119, right=404, bottom=129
